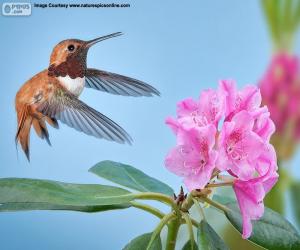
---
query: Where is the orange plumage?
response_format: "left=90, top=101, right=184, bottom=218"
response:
left=15, top=32, right=159, bottom=161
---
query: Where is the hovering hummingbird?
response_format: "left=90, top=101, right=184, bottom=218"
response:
left=15, top=32, right=160, bottom=161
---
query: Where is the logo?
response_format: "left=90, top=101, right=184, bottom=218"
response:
left=2, top=2, right=31, bottom=16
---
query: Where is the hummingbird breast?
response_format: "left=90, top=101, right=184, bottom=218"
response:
left=48, top=54, right=86, bottom=96
left=57, top=76, right=85, bottom=96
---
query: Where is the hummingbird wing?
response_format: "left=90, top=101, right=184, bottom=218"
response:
left=37, top=88, right=132, bottom=144
left=85, top=68, right=160, bottom=97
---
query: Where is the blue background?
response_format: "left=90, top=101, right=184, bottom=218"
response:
left=0, top=0, right=299, bottom=249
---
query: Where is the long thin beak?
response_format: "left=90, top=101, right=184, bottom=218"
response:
left=86, top=32, right=123, bottom=48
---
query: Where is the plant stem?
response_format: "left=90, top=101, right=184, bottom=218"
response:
left=211, top=170, right=220, bottom=179
left=166, top=217, right=181, bottom=250
left=261, top=0, right=280, bottom=47
left=192, top=198, right=206, bottom=220
left=130, top=201, right=165, bottom=219
left=182, top=212, right=195, bottom=246
left=190, top=218, right=199, bottom=228
left=133, top=192, right=180, bottom=215
left=147, top=212, right=176, bottom=250
left=200, top=197, right=228, bottom=213
left=206, top=181, right=233, bottom=188
left=181, top=192, right=194, bottom=212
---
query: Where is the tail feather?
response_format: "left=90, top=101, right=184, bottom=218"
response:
left=16, top=105, right=55, bottom=161
left=15, top=106, right=28, bottom=146
left=16, top=106, right=32, bottom=162
left=32, top=119, right=51, bottom=146
left=32, top=119, right=43, bottom=138
left=46, top=117, right=59, bottom=129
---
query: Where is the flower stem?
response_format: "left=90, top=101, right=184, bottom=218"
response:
left=133, top=192, right=180, bottom=214
left=130, top=201, right=165, bottom=219
left=261, top=0, right=280, bottom=49
left=182, top=212, right=195, bottom=245
left=211, top=170, right=221, bottom=179
left=166, top=217, right=181, bottom=250
left=147, top=212, right=176, bottom=250
left=192, top=198, right=206, bottom=220
left=199, top=197, right=228, bottom=213
left=181, top=192, right=195, bottom=212
left=190, top=218, right=199, bottom=228
left=206, top=181, right=233, bottom=188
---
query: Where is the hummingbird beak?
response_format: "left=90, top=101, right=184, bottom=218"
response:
left=85, top=32, right=123, bottom=48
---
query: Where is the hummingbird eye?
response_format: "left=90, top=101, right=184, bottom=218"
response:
left=67, top=44, right=75, bottom=52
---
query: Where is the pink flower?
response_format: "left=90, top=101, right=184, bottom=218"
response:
left=259, top=53, right=300, bottom=138
left=220, top=79, right=262, bottom=122
left=165, top=80, right=279, bottom=239
left=217, top=111, right=265, bottom=180
left=167, top=87, right=225, bottom=131
left=233, top=145, right=278, bottom=238
left=165, top=125, right=217, bottom=190
left=252, top=108, right=275, bottom=142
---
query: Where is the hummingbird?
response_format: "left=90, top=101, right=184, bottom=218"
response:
left=15, top=32, right=160, bottom=161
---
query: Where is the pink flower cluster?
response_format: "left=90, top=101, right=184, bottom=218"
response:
left=165, top=80, right=278, bottom=238
left=259, top=53, right=300, bottom=138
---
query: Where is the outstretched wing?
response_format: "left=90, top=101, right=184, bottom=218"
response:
left=37, top=88, right=132, bottom=144
left=85, top=68, right=160, bottom=97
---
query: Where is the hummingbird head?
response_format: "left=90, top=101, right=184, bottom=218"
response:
left=48, top=32, right=123, bottom=79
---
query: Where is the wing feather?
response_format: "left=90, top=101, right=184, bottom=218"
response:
left=85, top=68, right=160, bottom=97
left=37, top=89, right=132, bottom=144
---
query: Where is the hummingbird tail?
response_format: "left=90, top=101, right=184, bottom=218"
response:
left=32, top=119, right=51, bottom=146
left=45, top=117, right=59, bottom=129
left=15, top=105, right=32, bottom=162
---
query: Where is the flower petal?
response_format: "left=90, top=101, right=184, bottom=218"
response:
left=219, top=79, right=237, bottom=117
left=165, top=145, right=199, bottom=177
left=177, top=98, right=198, bottom=118
left=233, top=180, right=265, bottom=238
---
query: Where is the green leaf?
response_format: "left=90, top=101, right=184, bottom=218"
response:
left=0, top=178, right=134, bottom=212
left=89, top=160, right=174, bottom=196
left=198, top=220, right=229, bottom=250
left=212, top=194, right=235, bottom=205
left=264, top=179, right=285, bottom=214
left=123, top=232, right=162, bottom=250
left=0, top=203, right=130, bottom=213
left=182, top=240, right=198, bottom=250
left=264, top=167, right=290, bottom=215
left=225, top=203, right=300, bottom=250
left=261, top=0, right=280, bottom=46
left=292, top=0, right=300, bottom=31
left=291, top=181, right=300, bottom=228
left=222, top=223, right=265, bottom=250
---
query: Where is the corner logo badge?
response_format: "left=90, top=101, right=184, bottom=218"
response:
left=2, top=2, right=31, bottom=16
